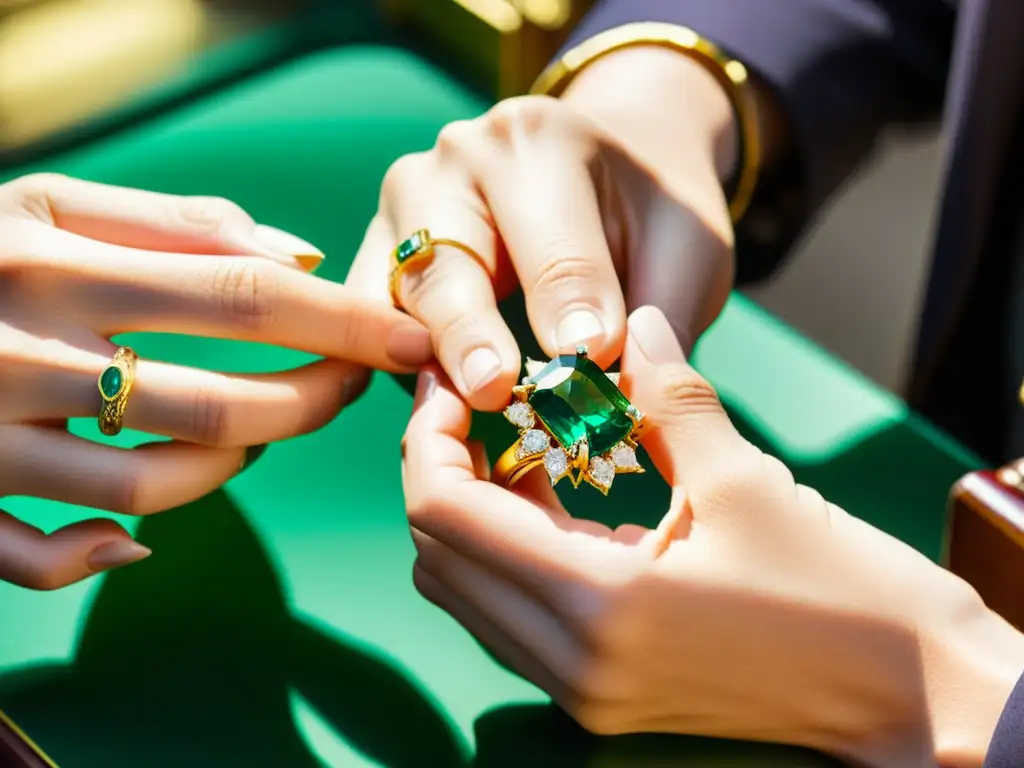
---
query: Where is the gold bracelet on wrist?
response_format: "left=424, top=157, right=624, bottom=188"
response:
left=530, top=21, right=761, bottom=224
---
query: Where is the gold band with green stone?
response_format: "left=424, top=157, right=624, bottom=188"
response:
left=97, top=346, right=138, bottom=437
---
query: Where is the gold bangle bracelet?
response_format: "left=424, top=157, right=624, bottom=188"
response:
left=530, top=22, right=761, bottom=224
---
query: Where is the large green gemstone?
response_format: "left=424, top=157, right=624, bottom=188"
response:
left=526, top=354, right=633, bottom=455
left=100, top=365, right=124, bottom=399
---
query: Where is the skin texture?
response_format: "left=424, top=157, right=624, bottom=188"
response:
left=0, top=173, right=432, bottom=591
left=346, top=46, right=760, bottom=413
left=403, top=306, right=1024, bottom=768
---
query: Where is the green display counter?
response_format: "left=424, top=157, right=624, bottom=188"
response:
left=0, top=48, right=980, bottom=767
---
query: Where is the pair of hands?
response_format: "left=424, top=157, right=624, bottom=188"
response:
left=0, top=47, right=735, bottom=589
left=1, top=45, right=1016, bottom=766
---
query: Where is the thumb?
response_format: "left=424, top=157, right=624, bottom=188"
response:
left=621, top=306, right=751, bottom=495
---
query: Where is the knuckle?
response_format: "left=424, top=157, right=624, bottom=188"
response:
left=655, top=364, right=723, bottom=418
left=176, top=195, right=250, bottom=236
left=484, top=95, right=562, bottom=143
left=110, top=469, right=145, bottom=516
left=432, top=311, right=489, bottom=354
left=571, top=698, right=624, bottom=736
left=411, top=561, right=443, bottom=605
left=0, top=172, right=68, bottom=220
left=380, top=152, right=428, bottom=204
left=20, top=564, right=65, bottom=592
left=212, top=257, right=277, bottom=331
left=188, top=384, right=232, bottom=447
left=529, top=246, right=600, bottom=304
left=434, top=119, right=475, bottom=158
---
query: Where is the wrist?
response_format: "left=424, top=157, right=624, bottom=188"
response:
left=561, top=45, right=737, bottom=188
left=925, top=602, right=1024, bottom=767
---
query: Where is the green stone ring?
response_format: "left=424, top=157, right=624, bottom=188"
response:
left=97, top=346, right=138, bottom=437
left=494, top=346, right=645, bottom=495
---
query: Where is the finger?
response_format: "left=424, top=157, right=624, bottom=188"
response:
left=467, top=101, right=626, bottom=366
left=0, top=173, right=323, bottom=272
left=0, top=424, right=246, bottom=515
left=624, top=190, right=734, bottom=354
left=381, top=151, right=520, bottom=409
left=412, top=564, right=579, bottom=710
left=345, top=214, right=396, bottom=303
left=413, top=553, right=644, bottom=734
left=24, top=224, right=433, bottom=372
left=412, top=555, right=581, bottom=701
left=620, top=306, right=755, bottom=496
left=12, top=338, right=370, bottom=447
left=0, top=511, right=150, bottom=590
left=402, top=369, right=633, bottom=605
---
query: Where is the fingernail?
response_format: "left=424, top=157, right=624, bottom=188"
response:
left=414, top=369, right=437, bottom=408
left=87, top=540, right=152, bottom=573
left=460, top=347, right=501, bottom=393
left=252, top=224, right=325, bottom=272
left=240, top=443, right=268, bottom=473
left=555, top=309, right=604, bottom=352
left=387, top=323, right=434, bottom=368
left=628, top=306, right=685, bottom=365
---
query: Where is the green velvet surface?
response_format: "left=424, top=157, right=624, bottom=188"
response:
left=0, top=47, right=979, bottom=767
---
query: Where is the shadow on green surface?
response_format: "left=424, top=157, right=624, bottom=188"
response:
left=0, top=491, right=464, bottom=768
left=0, top=484, right=850, bottom=768
left=0, top=403, right=957, bottom=767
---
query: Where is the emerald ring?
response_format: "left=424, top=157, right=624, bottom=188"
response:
left=389, top=228, right=490, bottom=309
left=493, top=346, right=645, bottom=495
left=97, top=346, right=138, bottom=437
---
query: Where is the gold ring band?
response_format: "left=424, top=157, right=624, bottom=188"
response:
left=98, top=346, right=138, bottom=437
left=389, top=228, right=489, bottom=308
left=492, top=346, right=645, bottom=495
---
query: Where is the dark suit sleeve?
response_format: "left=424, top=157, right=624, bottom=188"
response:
left=561, top=0, right=954, bottom=283
left=985, top=671, right=1024, bottom=768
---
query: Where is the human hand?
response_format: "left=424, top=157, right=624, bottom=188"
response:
left=348, top=47, right=737, bottom=411
left=0, top=173, right=431, bottom=590
left=403, top=306, right=1024, bottom=768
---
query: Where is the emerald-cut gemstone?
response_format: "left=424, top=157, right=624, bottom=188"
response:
left=395, top=231, right=425, bottom=264
left=526, top=354, right=633, bottom=456
left=100, top=366, right=124, bottom=399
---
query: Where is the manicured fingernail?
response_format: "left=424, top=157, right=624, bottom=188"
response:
left=253, top=224, right=325, bottom=272
left=240, top=443, right=268, bottom=473
left=461, top=347, right=501, bottom=393
left=87, top=540, right=152, bottom=573
left=628, top=306, right=685, bottom=365
left=387, top=323, right=434, bottom=368
left=556, top=309, right=604, bottom=352
left=414, top=369, right=437, bottom=408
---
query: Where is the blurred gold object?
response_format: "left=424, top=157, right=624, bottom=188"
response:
left=379, top=0, right=593, bottom=98
left=0, top=0, right=207, bottom=149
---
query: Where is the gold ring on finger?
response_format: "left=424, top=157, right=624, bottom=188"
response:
left=97, top=346, right=138, bottom=437
left=388, top=228, right=489, bottom=310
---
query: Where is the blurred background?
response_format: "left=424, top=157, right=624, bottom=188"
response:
left=0, top=0, right=940, bottom=396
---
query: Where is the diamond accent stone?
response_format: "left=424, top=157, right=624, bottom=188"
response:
left=611, top=445, right=639, bottom=470
left=543, top=448, right=569, bottom=483
left=504, top=401, right=535, bottom=430
left=516, top=429, right=550, bottom=460
left=587, top=456, right=616, bottom=490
